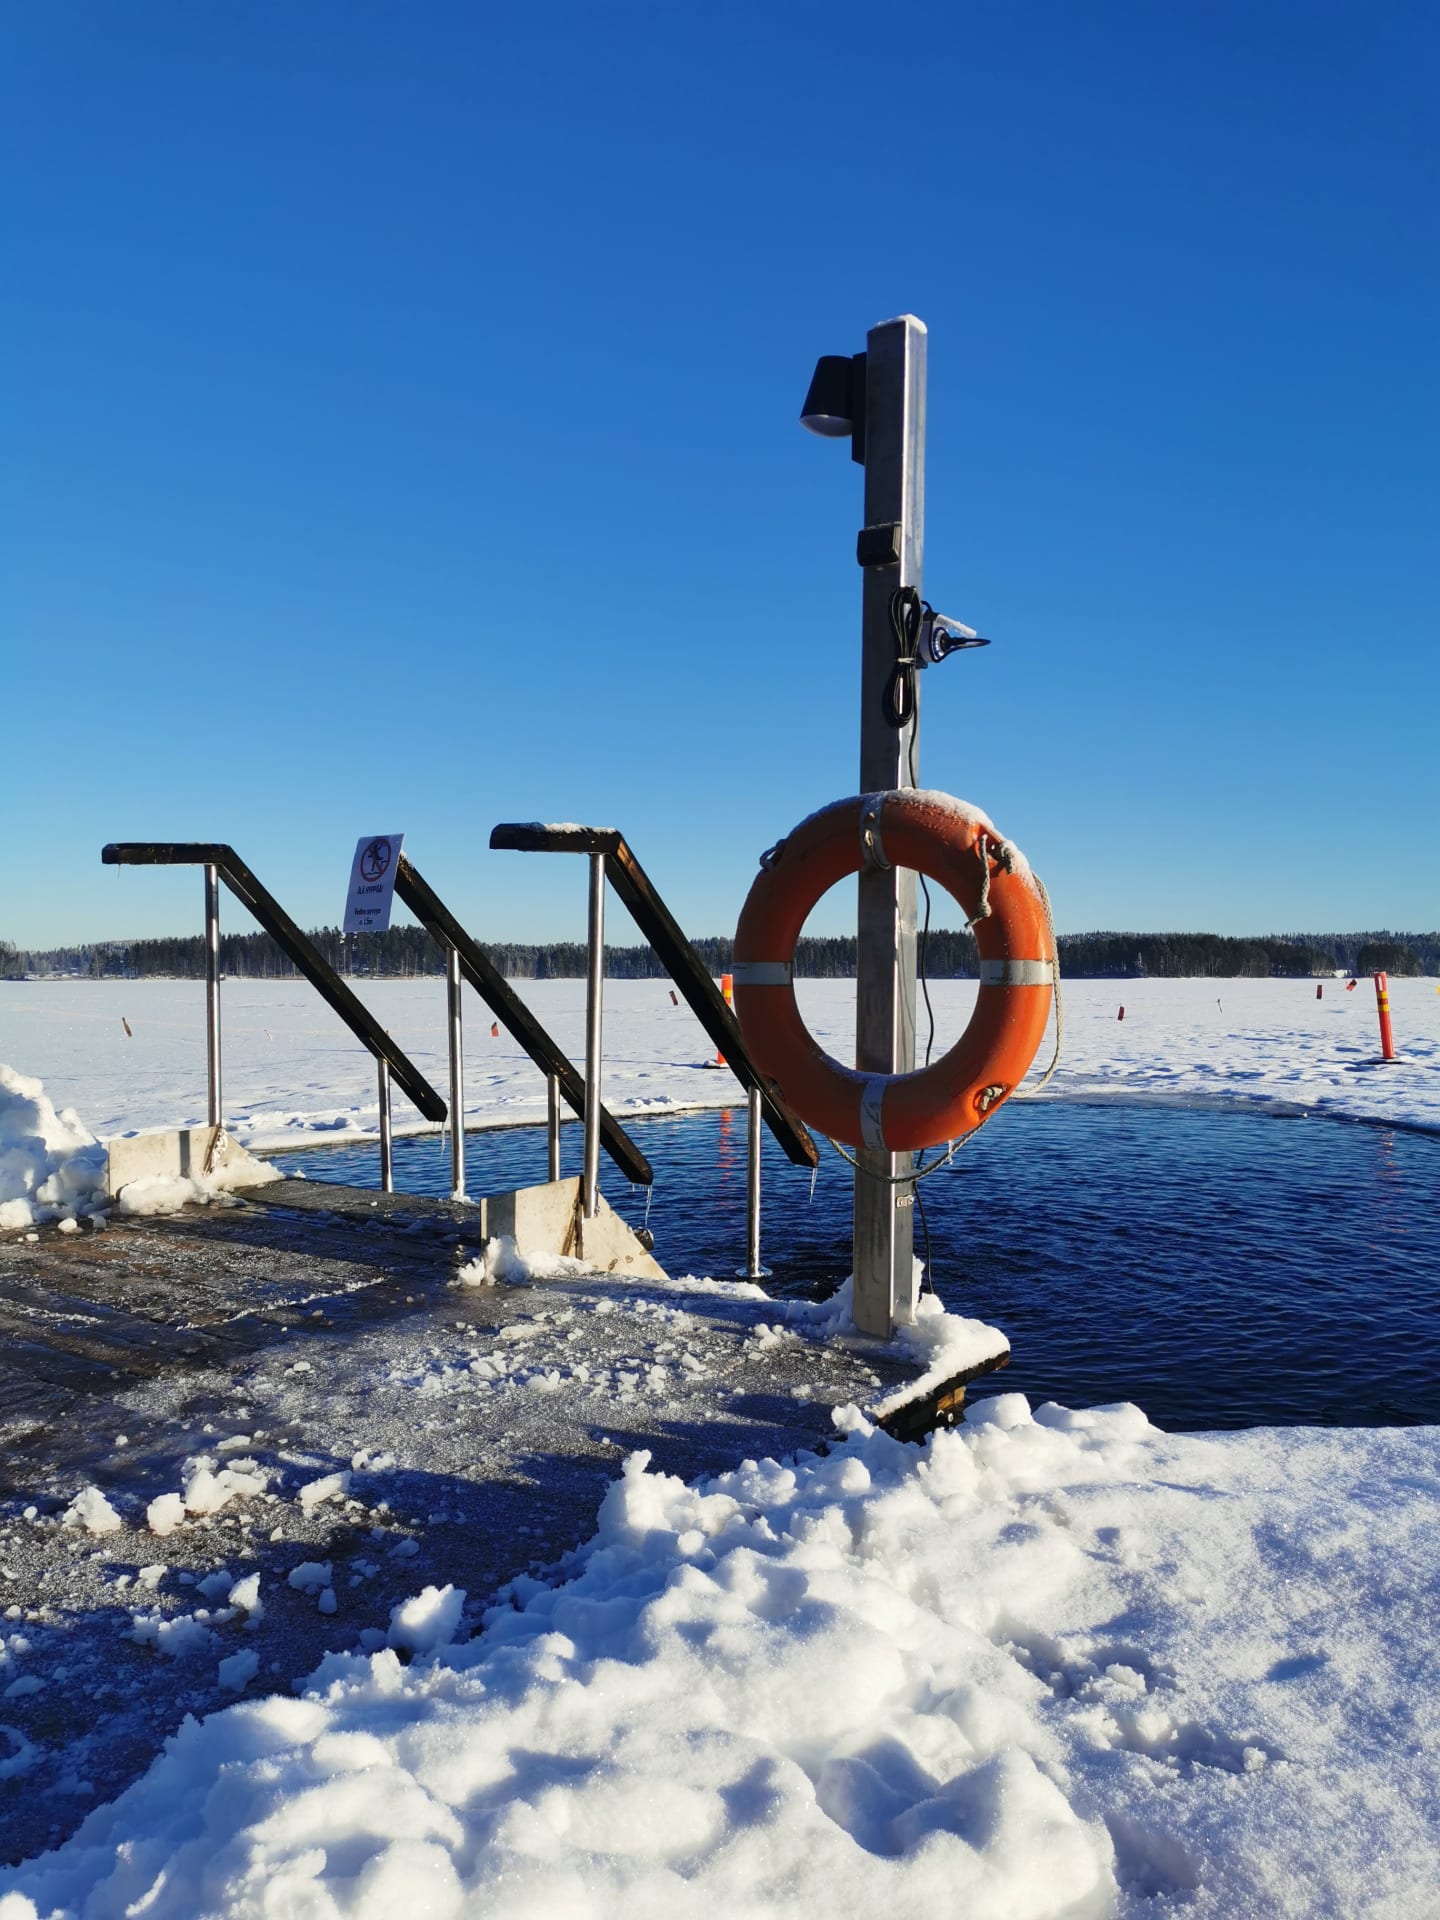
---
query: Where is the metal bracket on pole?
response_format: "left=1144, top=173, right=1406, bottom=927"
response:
left=853, top=315, right=926, bottom=1338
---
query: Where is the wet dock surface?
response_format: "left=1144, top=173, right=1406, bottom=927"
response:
left=0, top=1180, right=914, bottom=1863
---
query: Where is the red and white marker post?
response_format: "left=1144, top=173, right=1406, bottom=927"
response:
left=715, top=972, right=734, bottom=1067
left=1374, top=972, right=1396, bottom=1061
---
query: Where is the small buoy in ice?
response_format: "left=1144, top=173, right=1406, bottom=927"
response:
left=1117, top=1006, right=1125, bottom=1022
left=490, top=1022, right=499, bottom=1038
left=1346, top=979, right=1358, bottom=992
left=121, top=1017, right=133, bottom=1038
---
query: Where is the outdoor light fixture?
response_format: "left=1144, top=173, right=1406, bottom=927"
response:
left=917, top=608, right=991, bottom=666
left=800, top=352, right=866, bottom=462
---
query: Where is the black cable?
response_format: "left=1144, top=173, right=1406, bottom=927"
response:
left=914, top=1177, right=934, bottom=1294
left=883, top=586, right=923, bottom=730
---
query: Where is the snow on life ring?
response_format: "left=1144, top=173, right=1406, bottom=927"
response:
left=732, top=790, right=1054, bottom=1153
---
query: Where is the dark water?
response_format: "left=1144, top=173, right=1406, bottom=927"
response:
left=267, top=1102, right=1439, bottom=1433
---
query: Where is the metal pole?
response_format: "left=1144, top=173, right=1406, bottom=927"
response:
left=203, top=862, right=223, bottom=1132
left=583, top=851, right=605, bottom=1218
left=853, top=315, right=925, bottom=1336
left=744, top=1083, right=765, bottom=1279
left=446, top=942, right=465, bottom=1199
left=377, top=1056, right=393, bottom=1193
left=547, top=1072, right=562, bottom=1182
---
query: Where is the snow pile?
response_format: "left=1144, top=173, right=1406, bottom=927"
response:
left=216, top=1649, right=260, bottom=1694
left=387, top=1583, right=465, bottom=1655
left=146, top=1455, right=271, bottom=1535
left=456, top=1235, right=592, bottom=1286
left=787, top=1271, right=1009, bottom=1420
left=113, top=1152, right=280, bottom=1216
left=0, top=1062, right=280, bottom=1233
left=297, top=1471, right=350, bottom=1517
left=59, top=1487, right=122, bottom=1536
left=5, top=1399, right=1438, bottom=1917
left=0, top=1063, right=106, bottom=1230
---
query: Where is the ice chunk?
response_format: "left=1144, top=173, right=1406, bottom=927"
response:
left=387, top=1584, right=464, bottom=1655
left=61, top=1487, right=122, bottom=1535
left=227, top=1573, right=262, bottom=1618
left=297, top=1471, right=350, bottom=1516
left=216, top=1648, right=260, bottom=1693
left=145, top=1493, right=186, bottom=1538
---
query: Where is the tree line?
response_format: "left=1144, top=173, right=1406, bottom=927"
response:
left=3, top=927, right=1435, bottom=981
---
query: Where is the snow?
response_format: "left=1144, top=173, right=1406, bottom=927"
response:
left=297, top=1472, right=351, bottom=1517
left=386, top=1584, right=465, bottom=1655
left=58, top=1489, right=122, bottom=1537
left=3, top=1402, right=1437, bottom=1917
left=781, top=1274, right=1009, bottom=1420
left=0, top=1064, right=106, bottom=1231
left=227, top=1575, right=263, bottom=1621
left=216, top=1649, right=260, bottom=1694
left=143, top=1493, right=186, bottom=1538
left=2, top=975, right=1435, bottom=1166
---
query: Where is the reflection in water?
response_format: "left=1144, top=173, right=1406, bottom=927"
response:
left=268, top=1103, right=1440, bottom=1435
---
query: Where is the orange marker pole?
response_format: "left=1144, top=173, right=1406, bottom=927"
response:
left=1117, top=1006, right=1125, bottom=1022
left=1316, top=983, right=1323, bottom=1000
left=1374, top=972, right=1395, bottom=1061
left=716, top=973, right=733, bottom=1066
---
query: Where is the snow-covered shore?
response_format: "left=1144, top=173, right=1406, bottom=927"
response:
left=4, top=1400, right=1437, bottom=1918
left=2, top=973, right=1437, bottom=1153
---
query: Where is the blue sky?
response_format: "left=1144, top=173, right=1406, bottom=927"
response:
left=4, top=0, right=1436, bottom=950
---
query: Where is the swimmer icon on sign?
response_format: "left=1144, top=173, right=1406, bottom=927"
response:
left=344, top=832, right=405, bottom=935
left=360, top=837, right=393, bottom=884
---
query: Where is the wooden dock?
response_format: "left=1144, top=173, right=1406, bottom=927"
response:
left=0, top=1179, right=978, bottom=1862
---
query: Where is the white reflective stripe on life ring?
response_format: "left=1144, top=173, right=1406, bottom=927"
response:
left=978, top=959, right=1053, bottom=987
left=730, top=961, right=793, bottom=986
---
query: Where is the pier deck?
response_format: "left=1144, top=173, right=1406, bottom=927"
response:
left=0, top=1180, right=957, bottom=1861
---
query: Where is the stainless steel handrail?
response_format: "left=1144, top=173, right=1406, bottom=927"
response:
left=489, top=823, right=819, bottom=1277
left=101, top=843, right=448, bottom=1190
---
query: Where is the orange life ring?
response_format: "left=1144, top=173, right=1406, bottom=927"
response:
left=733, top=790, right=1054, bottom=1153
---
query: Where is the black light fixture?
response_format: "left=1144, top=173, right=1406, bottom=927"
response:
left=799, top=352, right=867, bottom=463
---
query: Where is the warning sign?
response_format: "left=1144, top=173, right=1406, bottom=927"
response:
left=344, top=834, right=404, bottom=934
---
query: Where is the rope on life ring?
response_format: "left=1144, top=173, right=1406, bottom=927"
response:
left=732, top=790, right=1056, bottom=1155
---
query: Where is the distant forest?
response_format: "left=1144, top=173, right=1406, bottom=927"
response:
left=4, top=927, right=1435, bottom=982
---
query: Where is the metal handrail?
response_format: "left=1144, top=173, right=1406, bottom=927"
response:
left=392, top=854, right=654, bottom=1190
left=489, top=822, right=820, bottom=1277
left=100, top=843, right=448, bottom=1189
